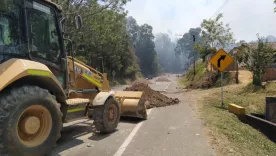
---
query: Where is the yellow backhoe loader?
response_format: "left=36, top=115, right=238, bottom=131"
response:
left=0, top=0, right=147, bottom=155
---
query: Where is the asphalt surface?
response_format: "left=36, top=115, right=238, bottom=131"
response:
left=51, top=74, right=215, bottom=156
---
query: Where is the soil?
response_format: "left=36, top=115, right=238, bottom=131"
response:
left=186, top=72, right=219, bottom=89
left=124, top=83, right=179, bottom=109
left=131, top=78, right=153, bottom=85
left=155, top=77, right=171, bottom=82
left=238, top=70, right=253, bottom=84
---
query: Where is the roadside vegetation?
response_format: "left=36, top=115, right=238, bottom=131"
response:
left=55, top=0, right=170, bottom=83
left=177, top=10, right=276, bottom=155
left=199, top=82, right=276, bottom=156
left=178, top=62, right=206, bottom=86
left=179, top=62, right=235, bottom=89
left=237, top=38, right=275, bottom=86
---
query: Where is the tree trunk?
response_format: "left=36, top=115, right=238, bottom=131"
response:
left=202, top=57, right=206, bottom=62
left=235, top=56, right=239, bottom=84
left=253, top=72, right=262, bottom=86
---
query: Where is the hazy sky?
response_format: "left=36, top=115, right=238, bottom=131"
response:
left=125, top=0, right=276, bottom=42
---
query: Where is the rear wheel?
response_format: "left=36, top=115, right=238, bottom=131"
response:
left=0, top=86, right=62, bottom=156
left=93, top=97, right=120, bottom=133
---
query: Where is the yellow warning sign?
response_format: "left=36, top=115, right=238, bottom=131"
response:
left=209, top=49, right=234, bottom=72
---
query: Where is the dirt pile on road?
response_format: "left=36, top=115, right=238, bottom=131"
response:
left=131, top=78, right=153, bottom=85
left=124, top=83, right=179, bottom=109
left=186, top=72, right=219, bottom=89
left=155, top=77, right=171, bottom=82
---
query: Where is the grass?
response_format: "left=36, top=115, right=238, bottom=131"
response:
left=178, top=62, right=207, bottom=86
left=179, top=62, right=235, bottom=88
left=213, top=72, right=236, bottom=88
left=224, top=82, right=276, bottom=114
left=185, top=62, right=206, bottom=81
left=178, top=76, right=189, bottom=86
left=199, top=82, right=276, bottom=156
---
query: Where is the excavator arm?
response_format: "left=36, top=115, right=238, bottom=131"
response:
left=67, top=57, right=111, bottom=92
left=66, top=57, right=147, bottom=119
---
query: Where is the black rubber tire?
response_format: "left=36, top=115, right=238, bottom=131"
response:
left=87, top=108, right=93, bottom=119
left=93, top=97, right=120, bottom=133
left=0, top=86, right=62, bottom=156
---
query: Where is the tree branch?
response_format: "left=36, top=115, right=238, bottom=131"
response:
left=83, top=1, right=117, bottom=19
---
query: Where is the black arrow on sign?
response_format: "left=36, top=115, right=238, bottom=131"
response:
left=217, top=55, right=226, bottom=68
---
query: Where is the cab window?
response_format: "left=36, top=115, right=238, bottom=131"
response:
left=26, top=0, right=61, bottom=65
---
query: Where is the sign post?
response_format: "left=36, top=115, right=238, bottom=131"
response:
left=221, top=72, right=224, bottom=106
left=112, top=70, right=116, bottom=83
left=209, top=49, right=233, bottom=107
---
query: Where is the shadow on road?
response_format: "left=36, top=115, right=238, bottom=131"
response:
left=51, top=120, right=113, bottom=156
left=51, top=117, right=143, bottom=155
left=88, top=130, right=115, bottom=141
left=120, top=116, right=144, bottom=124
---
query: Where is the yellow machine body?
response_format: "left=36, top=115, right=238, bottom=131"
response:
left=0, top=0, right=146, bottom=121
left=115, top=91, right=147, bottom=119
left=67, top=57, right=147, bottom=119
left=0, top=0, right=147, bottom=155
left=0, top=59, right=66, bottom=103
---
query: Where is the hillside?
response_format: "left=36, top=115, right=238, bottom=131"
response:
left=179, top=62, right=236, bottom=89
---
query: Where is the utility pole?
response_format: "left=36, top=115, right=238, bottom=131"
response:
left=193, top=35, right=196, bottom=76
left=99, top=57, right=104, bottom=73
left=234, top=50, right=239, bottom=84
left=256, top=33, right=261, bottom=86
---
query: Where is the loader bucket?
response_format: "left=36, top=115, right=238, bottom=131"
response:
left=114, top=91, right=147, bottom=119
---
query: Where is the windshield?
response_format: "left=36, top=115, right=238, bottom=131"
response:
left=26, top=0, right=62, bottom=64
left=0, top=0, right=25, bottom=63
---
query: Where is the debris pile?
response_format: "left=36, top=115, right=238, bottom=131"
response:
left=124, top=83, right=179, bottom=109
left=131, top=78, right=153, bottom=85
left=186, top=72, right=219, bottom=89
left=155, top=77, right=171, bottom=82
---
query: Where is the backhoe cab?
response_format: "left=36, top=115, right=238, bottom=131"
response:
left=0, top=0, right=147, bottom=155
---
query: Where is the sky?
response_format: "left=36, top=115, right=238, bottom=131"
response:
left=125, top=0, right=276, bottom=42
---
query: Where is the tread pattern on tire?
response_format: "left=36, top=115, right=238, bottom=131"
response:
left=93, top=97, right=120, bottom=133
left=93, top=106, right=105, bottom=132
left=0, top=86, right=63, bottom=156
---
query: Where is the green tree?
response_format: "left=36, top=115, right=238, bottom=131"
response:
left=201, top=13, right=234, bottom=48
left=176, top=28, right=201, bottom=57
left=239, top=38, right=274, bottom=86
left=174, top=27, right=201, bottom=68
left=194, top=44, right=216, bottom=62
left=135, top=24, right=159, bottom=77
left=274, top=0, right=276, bottom=12
left=56, top=0, right=140, bottom=80
left=155, top=33, right=181, bottom=72
left=126, top=17, right=160, bottom=77
left=126, top=16, right=140, bottom=48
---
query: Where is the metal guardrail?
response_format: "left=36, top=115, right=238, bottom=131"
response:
left=238, top=114, right=276, bottom=143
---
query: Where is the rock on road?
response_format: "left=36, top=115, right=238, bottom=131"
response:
left=51, top=74, right=215, bottom=156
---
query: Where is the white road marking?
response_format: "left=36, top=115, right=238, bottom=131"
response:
left=163, top=82, right=171, bottom=91
left=113, top=109, right=153, bottom=156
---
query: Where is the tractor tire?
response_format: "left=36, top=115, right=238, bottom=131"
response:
left=93, top=97, right=120, bottom=133
left=0, top=86, right=62, bottom=156
left=87, top=108, right=93, bottom=119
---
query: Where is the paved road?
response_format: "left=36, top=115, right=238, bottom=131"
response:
left=51, top=75, right=215, bottom=156
left=123, top=75, right=214, bottom=156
